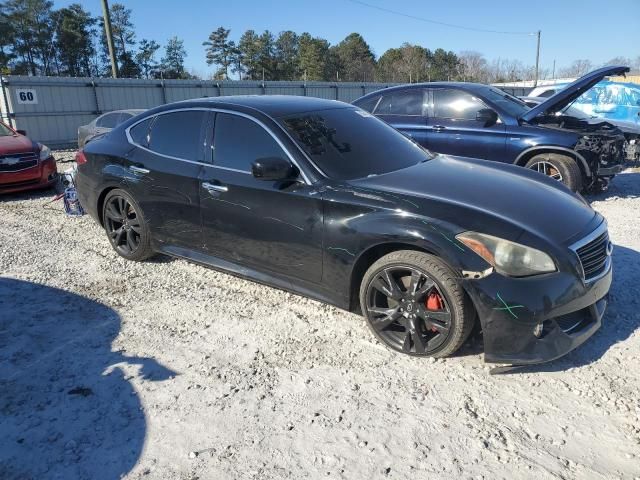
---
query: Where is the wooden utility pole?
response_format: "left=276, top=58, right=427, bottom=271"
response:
left=534, top=30, right=541, bottom=87
left=101, top=0, right=119, bottom=78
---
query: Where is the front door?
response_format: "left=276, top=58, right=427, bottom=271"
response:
left=426, top=88, right=506, bottom=161
left=199, top=112, right=323, bottom=283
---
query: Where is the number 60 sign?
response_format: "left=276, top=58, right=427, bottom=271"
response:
left=15, top=89, right=38, bottom=105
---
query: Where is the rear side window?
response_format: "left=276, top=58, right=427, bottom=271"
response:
left=147, top=110, right=207, bottom=160
left=96, top=112, right=121, bottom=128
left=354, top=95, right=381, bottom=113
left=375, top=90, right=426, bottom=116
left=433, top=89, right=486, bottom=120
left=129, top=117, right=152, bottom=147
left=213, top=113, right=286, bottom=172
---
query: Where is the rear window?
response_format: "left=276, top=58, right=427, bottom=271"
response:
left=147, top=110, right=207, bottom=160
left=375, top=89, right=426, bottom=116
left=280, top=107, right=430, bottom=180
left=353, top=95, right=381, bottom=113
left=129, top=117, right=153, bottom=147
left=96, top=112, right=121, bottom=128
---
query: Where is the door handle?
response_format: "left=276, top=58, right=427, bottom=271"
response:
left=202, top=182, right=228, bottom=193
left=129, top=165, right=150, bottom=174
left=432, top=125, right=447, bottom=132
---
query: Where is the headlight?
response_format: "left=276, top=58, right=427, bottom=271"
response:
left=38, top=143, right=51, bottom=160
left=456, top=231, right=556, bottom=277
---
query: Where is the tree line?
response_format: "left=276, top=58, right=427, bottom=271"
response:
left=1, top=0, right=638, bottom=83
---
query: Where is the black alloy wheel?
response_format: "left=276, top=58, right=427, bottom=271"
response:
left=103, top=189, right=154, bottom=261
left=360, top=251, right=474, bottom=358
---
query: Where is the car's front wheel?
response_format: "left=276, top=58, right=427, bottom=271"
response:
left=359, top=251, right=474, bottom=358
left=103, top=189, right=154, bottom=261
left=525, top=153, right=582, bottom=192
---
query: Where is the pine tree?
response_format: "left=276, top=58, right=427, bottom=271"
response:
left=160, top=36, right=188, bottom=79
left=53, top=3, right=96, bottom=77
left=136, top=39, right=160, bottom=79
left=203, top=26, right=234, bottom=79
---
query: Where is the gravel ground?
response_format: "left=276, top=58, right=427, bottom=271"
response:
left=1, top=150, right=639, bottom=480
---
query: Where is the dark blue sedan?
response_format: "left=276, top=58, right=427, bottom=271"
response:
left=353, top=66, right=629, bottom=193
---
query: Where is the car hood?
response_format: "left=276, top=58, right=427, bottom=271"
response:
left=520, top=65, right=630, bottom=123
left=0, top=134, right=35, bottom=154
left=351, top=155, right=596, bottom=245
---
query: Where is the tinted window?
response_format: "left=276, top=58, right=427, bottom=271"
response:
left=0, top=123, right=13, bottom=136
left=130, top=117, right=153, bottom=146
left=213, top=113, right=286, bottom=171
left=281, top=107, right=431, bottom=180
left=96, top=112, right=121, bottom=128
left=482, top=87, right=529, bottom=118
left=539, top=89, right=555, bottom=98
left=354, top=95, right=381, bottom=113
left=376, top=90, right=426, bottom=116
left=148, top=110, right=206, bottom=160
left=433, top=89, right=487, bottom=120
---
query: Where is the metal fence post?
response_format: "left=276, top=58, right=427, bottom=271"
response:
left=90, top=79, right=100, bottom=114
left=0, top=76, right=14, bottom=128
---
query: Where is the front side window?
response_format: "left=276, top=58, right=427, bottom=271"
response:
left=375, top=90, right=426, bottom=116
left=213, top=113, right=286, bottom=172
left=433, top=89, right=488, bottom=120
left=280, top=107, right=431, bottom=180
left=147, top=110, right=206, bottom=160
left=96, top=112, right=121, bottom=128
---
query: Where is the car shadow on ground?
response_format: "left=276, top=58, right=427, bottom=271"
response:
left=0, top=278, right=176, bottom=480
left=490, top=244, right=640, bottom=374
left=586, top=170, right=640, bottom=201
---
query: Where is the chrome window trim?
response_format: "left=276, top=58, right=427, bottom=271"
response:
left=569, top=220, right=611, bottom=284
left=125, top=106, right=311, bottom=185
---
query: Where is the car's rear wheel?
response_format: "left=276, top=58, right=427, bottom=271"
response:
left=103, top=189, right=154, bottom=261
left=525, top=153, right=582, bottom=192
left=359, top=251, right=474, bottom=358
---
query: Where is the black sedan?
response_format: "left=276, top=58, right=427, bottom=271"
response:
left=75, top=96, right=613, bottom=365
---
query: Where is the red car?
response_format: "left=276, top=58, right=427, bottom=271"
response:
left=0, top=121, right=57, bottom=194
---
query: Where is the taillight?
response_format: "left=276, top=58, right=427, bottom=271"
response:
left=75, top=150, right=88, bottom=165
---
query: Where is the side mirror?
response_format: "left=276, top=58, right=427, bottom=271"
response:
left=251, top=157, right=296, bottom=181
left=476, top=108, right=498, bottom=127
left=16, top=129, right=27, bottom=136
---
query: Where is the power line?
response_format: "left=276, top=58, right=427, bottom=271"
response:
left=345, top=0, right=536, bottom=36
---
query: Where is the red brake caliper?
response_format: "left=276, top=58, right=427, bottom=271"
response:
left=425, top=291, right=444, bottom=333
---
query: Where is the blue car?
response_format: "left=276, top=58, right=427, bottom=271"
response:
left=353, top=66, right=629, bottom=193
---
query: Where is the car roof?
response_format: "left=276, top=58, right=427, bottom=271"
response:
left=354, top=82, right=496, bottom=100
left=173, top=95, right=353, bottom=118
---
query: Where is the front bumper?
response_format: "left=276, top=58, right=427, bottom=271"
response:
left=0, top=156, right=58, bottom=194
left=463, top=261, right=612, bottom=365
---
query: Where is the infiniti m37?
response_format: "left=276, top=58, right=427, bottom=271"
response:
left=75, top=96, right=612, bottom=365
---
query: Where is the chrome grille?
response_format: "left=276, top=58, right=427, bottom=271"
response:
left=0, top=152, right=38, bottom=172
left=573, top=226, right=610, bottom=282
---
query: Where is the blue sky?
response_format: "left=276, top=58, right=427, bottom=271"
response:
left=56, top=0, right=639, bottom=78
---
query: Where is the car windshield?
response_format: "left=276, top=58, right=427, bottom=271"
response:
left=482, top=87, right=530, bottom=118
left=280, top=107, right=432, bottom=180
left=0, top=123, right=14, bottom=136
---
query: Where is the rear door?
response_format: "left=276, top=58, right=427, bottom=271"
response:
left=199, top=111, right=323, bottom=283
left=124, top=109, right=208, bottom=248
left=373, top=89, right=430, bottom=148
left=426, top=88, right=506, bottom=161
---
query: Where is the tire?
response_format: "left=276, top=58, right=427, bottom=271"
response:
left=524, top=153, right=583, bottom=192
left=102, top=189, right=154, bottom=261
left=359, top=250, right=474, bottom=358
